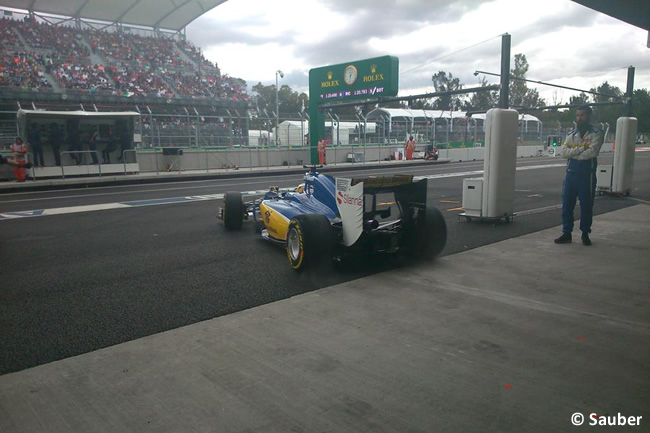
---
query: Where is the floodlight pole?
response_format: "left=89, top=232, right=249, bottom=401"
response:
left=625, top=66, right=635, bottom=117
left=275, top=70, right=283, bottom=147
left=499, top=33, right=511, bottom=109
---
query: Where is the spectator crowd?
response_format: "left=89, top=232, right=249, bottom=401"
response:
left=0, top=51, right=52, bottom=90
left=0, top=16, right=249, bottom=102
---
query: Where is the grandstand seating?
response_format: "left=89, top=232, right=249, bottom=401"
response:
left=87, top=29, right=129, bottom=61
left=13, top=19, right=90, bottom=59
left=0, top=17, right=20, bottom=48
left=54, top=63, right=111, bottom=92
left=177, top=40, right=218, bottom=72
left=110, top=65, right=175, bottom=98
left=0, top=16, right=249, bottom=102
left=0, top=51, right=52, bottom=90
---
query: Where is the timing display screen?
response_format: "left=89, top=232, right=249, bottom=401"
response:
left=320, top=86, right=386, bottom=100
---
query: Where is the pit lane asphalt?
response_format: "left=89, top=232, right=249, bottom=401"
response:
left=1, top=153, right=648, bottom=375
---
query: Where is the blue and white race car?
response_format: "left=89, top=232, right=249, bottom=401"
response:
left=219, top=166, right=446, bottom=272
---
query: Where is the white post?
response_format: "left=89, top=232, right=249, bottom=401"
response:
left=482, top=108, right=518, bottom=218
left=612, top=117, right=638, bottom=195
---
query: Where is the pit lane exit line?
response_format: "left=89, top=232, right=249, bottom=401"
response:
left=0, top=195, right=225, bottom=220
left=0, top=163, right=566, bottom=221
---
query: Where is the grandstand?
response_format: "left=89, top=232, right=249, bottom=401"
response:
left=0, top=0, right=250, bottom=150
left=0, top=1, right=563, bottom=179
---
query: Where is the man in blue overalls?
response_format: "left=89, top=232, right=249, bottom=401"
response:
left=554, top=106, right=604, bottom=246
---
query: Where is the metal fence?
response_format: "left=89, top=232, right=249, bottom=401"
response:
left=135, top=112, right=560, bottom=152
left=1, top=109, right=619, bottom=181
left=540, top=121, right=612, bottom=144
left=2, top=108, right=615, bottom=154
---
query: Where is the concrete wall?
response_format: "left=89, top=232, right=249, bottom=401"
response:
left=0, top=143, right=617, bottom=180
left=438, top=145, right=541, bottom=162
left=135, top=145, right=555, bottom=172
left=135, top=146, right=402, bottom=172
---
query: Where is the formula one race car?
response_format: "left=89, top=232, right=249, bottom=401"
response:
left=218, top=166, right=446, bottom=272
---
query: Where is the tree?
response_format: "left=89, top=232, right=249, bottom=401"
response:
left=522, top=87, right=544, bottom=109
left=431, top=71, right=464, bottom=110
left=509, top=54, right=528, bottom=108
left=550, top=90, right=563, bottom=106
left=569, top=92, right=590, bottom=106
left=251, top=82, right=309, bottom=117
left=590, top=81, right=622, bottom=103
left=278, top=85, right=309, bottom=115
left=631, top=88, right=649, bottom=133
left=379, top=100, right=404, bottom=109
left=407, top=98, right=433, bottom=110
left=466, top=76, right=498, bottom=111
left=509, top=53, right=545, bottom=109
left=251, top=82, right=275, bottom=115
left=536, top=92, right=592, bottom=125
left=590, top=81, right=623, bottom=128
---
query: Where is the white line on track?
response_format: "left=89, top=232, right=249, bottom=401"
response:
left=0, top=163, right=567, bottom=221
left=627, top=197, right=650, bottom=205
left=0, top=159, right=563, bottom=203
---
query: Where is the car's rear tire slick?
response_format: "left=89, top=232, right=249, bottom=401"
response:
left=403, top=206, right=447, bottom=262
left=418, top=206, right=447, bottom=260
left=223, top=192, right=244, bottom=230
left=286, top=214, right=333, bottom=272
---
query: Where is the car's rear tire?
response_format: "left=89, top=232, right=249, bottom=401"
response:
left=223, top=192, right=244, bottom=230
left=286, top=214, right=332, bottom=272
left=403, top=206, right=447, bottom=261
left=418, top=206, right=447, bottom=259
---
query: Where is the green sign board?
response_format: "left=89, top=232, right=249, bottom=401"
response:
left=309, top=55, right=399, bottom=103
left=308, top=56, right=399, bottom=163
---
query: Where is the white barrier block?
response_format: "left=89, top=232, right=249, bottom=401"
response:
left=612, top=117, right=637, bottom=195
left=483, top=108, right=518, bottom=218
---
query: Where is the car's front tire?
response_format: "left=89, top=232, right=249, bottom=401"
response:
left=223, top=192, right=244, bottom=230
left=286, top=214, right=332, bottom=272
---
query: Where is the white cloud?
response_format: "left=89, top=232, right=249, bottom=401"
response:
left=188, top=0, right=649, bottom=104
left=204, top=42, right=304, bottom=82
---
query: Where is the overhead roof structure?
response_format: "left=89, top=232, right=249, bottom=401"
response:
left=366, top=108, right=540, bottom=124
left=367, top=108, right=476, bottom=121
left=17, top=109, right=140, bottom=118
left=279, top=120, right=377, bottom=132
left=470, top=113, right=541, bottom=123
left=571, top=0, right=649, bottom=31
left=0, top=0, right=228, bottom=31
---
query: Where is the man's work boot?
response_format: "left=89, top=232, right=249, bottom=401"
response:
left=554, top=232, right=572, bottom=244
left=581, top=232, right=592, bottom=246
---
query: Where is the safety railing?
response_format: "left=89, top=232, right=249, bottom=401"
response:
left=59, top=150, right=103, bottom=178
left=122, top=149, right=139, bottom=174
left=134, top=142, right=437, bottom=174
left=160, top=148, right=184, bottom=173
left=26, top=149, right=142, bottom=179
left=3, top=141, right=556, bottom=182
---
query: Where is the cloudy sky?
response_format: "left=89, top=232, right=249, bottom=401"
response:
left=187, top=0, right=649, bottom=104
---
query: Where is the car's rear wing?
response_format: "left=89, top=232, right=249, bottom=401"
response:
left=335, top=175, right=428, bottom=246
left=351, top=174, right=414, bottom=190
